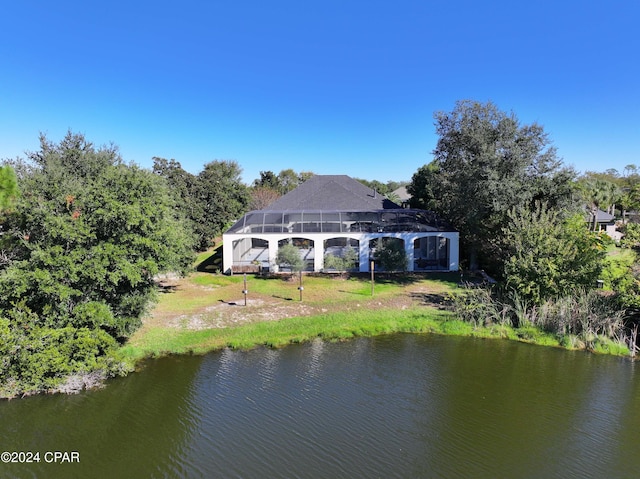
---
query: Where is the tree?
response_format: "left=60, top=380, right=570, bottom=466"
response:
left=0, top=132, right=195, bottom=396
left=196, top=161, right=250, bottom=244
left=277, top=169, right=302, bottom=195
left=411, top=100, right=577, bottom=271
left=579, top=178, right=619, bottom=231
left=498, top=202, right=606, bottom=305
left=249, top=186, right=281, bottom=210
left=0, top=133, right=195, bottom=336
left=253, top=170, right=280, bottom=190
left=407, top=162, right=439, bottom=210
left=324, top=246, right=359, bottom=272
left=253, top=169, right=314, bottom=195
left=372, top=238, right=408, bottom=272
left=154, top=158, right=250, bottom=250
left=276, top=243, right=305, bottom=272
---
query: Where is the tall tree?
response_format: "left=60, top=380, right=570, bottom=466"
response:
left=1, top=132, right=195, bottom=396
left=154, top=158, right=250, bottom=250
left=196, top=160, right=250, bottom=246
left=411, top=100, right=577, bottom=271
left=407, top=162, right=439, bottom=210
left=1, top=132, right=194, bottom=335
left=249, top=186, right=281, bottom=210
left=253, top=170, right=280, bottom=190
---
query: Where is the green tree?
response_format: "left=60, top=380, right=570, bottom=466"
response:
left=372, top=238, right=408, bottom=272
left=407, top=162, right=439, bottom=210
left=498, top=202, right=606, bottom=304
left=0, top=132, right=195, bottom=396
left=196, top=160, right=250, bottom=245
left=253, top=170, right=280, bottom=190
left=276, top=242, right=305, bottom=272
left=277, top=169, right=303, bottom=195
left=578, top=178, right=620, bottom=230
left=411, top=100, right=576, bottom=270
left=154, top=158, right=250, bottom=250
left=0, top=132, right=194, bottom=337
left=324, top=246, right=359, bottom=272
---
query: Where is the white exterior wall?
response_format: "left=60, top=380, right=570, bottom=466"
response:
left=222, top=231, right=459, bottom=274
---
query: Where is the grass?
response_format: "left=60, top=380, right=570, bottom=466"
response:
left=122, top=306, right=570, bottom=364
left=122, top=246, right=635, bottom=366
left=124, top=265, right=461, bottom=363
left=120, top=307, right=451, bottom=361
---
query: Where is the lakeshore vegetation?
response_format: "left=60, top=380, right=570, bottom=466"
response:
left=2, top=100, right=640, bottom=398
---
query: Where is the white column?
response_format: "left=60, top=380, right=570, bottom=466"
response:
left=222, top=235, right=233, bottom=274
left=405, top=235, right=415, bottom=272
left=448, top=233, right=459, bottom=271
left=359, top=236, right=371, bottom=272
left=268, top=238, right=279, bottom=272
left=315, top=238, right=325, bottom=272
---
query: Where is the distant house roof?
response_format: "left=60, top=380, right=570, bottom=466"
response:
left=392, top=185, right=410, bottom=202
left=586, top=208, right=615, bottom=224
left=263, top=175, right=401, bottom=211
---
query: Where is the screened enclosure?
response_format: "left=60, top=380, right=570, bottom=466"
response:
left=226, top=209, right=454, bottom=235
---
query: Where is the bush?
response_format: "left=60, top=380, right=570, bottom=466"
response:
left=449, top=285, right=629, bottom=353
left=0, top=314, right=129, bottom=398
left=324, top=246, right=359, bottom=272
left=276, top=243, right=305, bottom=272
left=372, top=238, right=408, bottom=272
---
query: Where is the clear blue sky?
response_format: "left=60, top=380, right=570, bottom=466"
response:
left=1, top=0, right=638, bottom=184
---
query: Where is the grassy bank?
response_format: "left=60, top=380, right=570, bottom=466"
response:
left=121, top=271, right=460, bottom=362
left=120, top=304, right=565, bottom=364
left=120, top=262, right=631, bottom=366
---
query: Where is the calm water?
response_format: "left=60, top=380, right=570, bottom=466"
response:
left=1, top=334, right=639, bottom=478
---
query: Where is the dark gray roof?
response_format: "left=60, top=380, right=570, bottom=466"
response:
left=586, top=208, right=615, bottom=223
left=263, top=175, right=401, bottom=211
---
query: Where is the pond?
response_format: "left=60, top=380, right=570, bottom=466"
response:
left=1, top=334, right=639, bottom=478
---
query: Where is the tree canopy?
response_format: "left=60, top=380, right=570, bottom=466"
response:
left=410, top=100, right=577, bottom=271
left=498, top=203, right=606, bottom=304
left=153, top=157, right=250, bottom=250
left=0, top=132, right=195, bottom=397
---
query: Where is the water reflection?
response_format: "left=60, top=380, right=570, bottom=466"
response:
left=1, top=335, right=639, bottom=478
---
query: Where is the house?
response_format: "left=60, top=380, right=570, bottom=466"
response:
left=391, top=185, right=411, bottom=208
left=587, top=208, right=622, bottom=241
left=222, top=175, right=459, bottom=274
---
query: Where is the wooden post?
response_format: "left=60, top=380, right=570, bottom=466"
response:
left=370, top=260, right=375, bottom=296
left=242, top=273, right=248, bottom=306
left=298, top=270, right=304, bottom=301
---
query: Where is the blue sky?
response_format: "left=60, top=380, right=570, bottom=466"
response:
left=1, top=0, right=638, bottom=183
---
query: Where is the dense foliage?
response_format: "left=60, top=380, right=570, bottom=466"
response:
left=498, top=203, right=606, bottom=305
left=153, top=157, right=250, bottom=250
left=276, top=243, right=306, bottom=272
left=253, top=169, right=314, bottom=195
left=372, top=238, right=408, bottom=272
left=449, top=288, right=628, bottom=354
left=324, top=246, right=359, bottom=272
left=409, top=100, right=577, bottom=271
left=0, top=133, right=194, bottom=397
left=0, top=165, right=18, bottom=211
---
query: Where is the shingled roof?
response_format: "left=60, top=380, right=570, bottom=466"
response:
left=263, top=175, right=400, bottom=211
